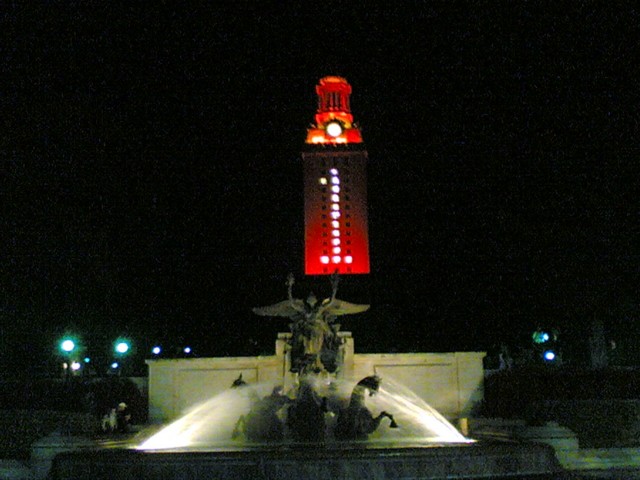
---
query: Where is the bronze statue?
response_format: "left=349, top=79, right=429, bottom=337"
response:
left=252, top=273, right=369, bottom=374
left=286, top=378, right=328, bottom=442
left=232, top=385, right=291, bottom=443
left=334, top=375, right=398, bottom=441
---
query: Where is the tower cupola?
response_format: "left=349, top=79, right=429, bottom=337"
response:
left=306, top=76, right=363, bottom=145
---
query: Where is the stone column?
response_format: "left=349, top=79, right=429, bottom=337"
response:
left=339, top=331, right=354, bottom=379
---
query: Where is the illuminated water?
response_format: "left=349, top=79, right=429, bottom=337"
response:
left=138, top=376, right=471, bottom=451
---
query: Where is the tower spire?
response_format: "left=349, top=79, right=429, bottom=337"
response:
left=306, top=76, right=363, bottom=145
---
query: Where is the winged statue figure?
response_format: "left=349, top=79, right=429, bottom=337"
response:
left=253, top=273, right=369, bottom=374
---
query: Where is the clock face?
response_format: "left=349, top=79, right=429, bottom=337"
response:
left=326, top=121, right=343, bottom=137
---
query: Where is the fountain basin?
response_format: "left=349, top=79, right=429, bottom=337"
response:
left=50, top=442, right=565, bottom=479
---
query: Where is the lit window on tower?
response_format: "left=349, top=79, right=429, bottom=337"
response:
left=320, top=168, right=337, bottom=264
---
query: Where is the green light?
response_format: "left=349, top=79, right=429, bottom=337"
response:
left=532, top=330, right=550, bottom=344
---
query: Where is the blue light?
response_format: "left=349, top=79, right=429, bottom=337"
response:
left=183, top=346, right=192, bottom=354
left=152, top=346, right=161, bottom=355
left=543, top=350, right=556, bottom=361
left=111, top=362, right=119, bottom=369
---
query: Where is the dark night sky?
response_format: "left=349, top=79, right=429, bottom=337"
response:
left=2, top=3, right=639, bottom=374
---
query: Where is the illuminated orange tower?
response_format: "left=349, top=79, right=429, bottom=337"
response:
left=303, top=76, right=370, bottom=275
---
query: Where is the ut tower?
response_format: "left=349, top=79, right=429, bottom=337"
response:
left=302, top=76, right=370, bottom=275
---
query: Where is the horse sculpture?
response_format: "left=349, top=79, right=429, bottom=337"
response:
left=230, top=374, right=396, bottom=443
left=230, top=375, right=326, bottom=443
left=334, top=375, right=398, bottom=441
left=286, top=378, right=328, bottom=442
left=232, top=384, right=290, bottom=442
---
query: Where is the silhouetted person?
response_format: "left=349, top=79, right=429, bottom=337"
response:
left=116, top=402, right=131, bottom=433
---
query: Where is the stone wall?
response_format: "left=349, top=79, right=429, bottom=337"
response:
left=353, top=351, right=485, bottom=418
left=146, top=332, right=485, bottom=422
left=146, top=355, right=283, bottom=422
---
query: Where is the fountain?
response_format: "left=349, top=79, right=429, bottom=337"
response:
left=137, top=375, right=468, bottom=450
left=48, top=77, right=564, bottom=478
left=137, top=274, right=469, bottom=451
left=50, top=274, right=564, bottom=479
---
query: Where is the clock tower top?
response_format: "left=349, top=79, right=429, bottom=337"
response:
left=305, top=76, right=363, bottom=145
